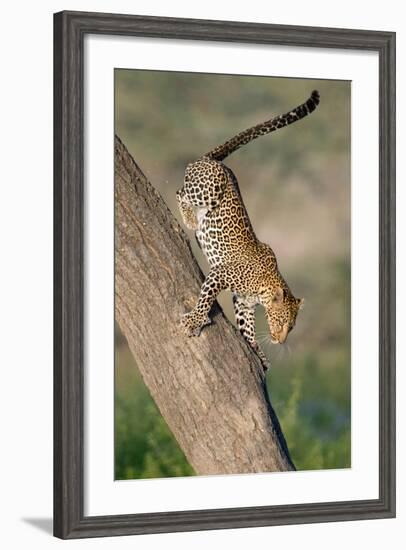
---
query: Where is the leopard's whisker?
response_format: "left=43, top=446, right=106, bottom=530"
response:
left=262, top=337, right=273, bottom=353
left=259, top=336, right=271, bottom=347
left=256, top=331, right=269, bottom=339
left=257, top=334, right=269, bottom=340
left=257, top=334, right=269, bottom=343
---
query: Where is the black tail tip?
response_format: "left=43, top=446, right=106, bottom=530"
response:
left=311, top=90, right=320, bottom=104
left=305, top=90, right=320, bottom=113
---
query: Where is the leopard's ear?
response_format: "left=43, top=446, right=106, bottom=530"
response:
left=297, top=297, right=305, bottom=310
left=271, top=287, right=284, bottom=305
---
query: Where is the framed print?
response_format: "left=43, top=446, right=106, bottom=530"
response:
left=54, top=10, right=396, bottom=539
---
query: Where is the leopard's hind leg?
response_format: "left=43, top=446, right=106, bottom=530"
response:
left=176, top=159, right=229, bottom=227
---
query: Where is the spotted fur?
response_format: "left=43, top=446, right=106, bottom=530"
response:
left=178, top=91, right=320, bottom=370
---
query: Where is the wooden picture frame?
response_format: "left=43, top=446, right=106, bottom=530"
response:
left=54, top=10, right=396, bottom=539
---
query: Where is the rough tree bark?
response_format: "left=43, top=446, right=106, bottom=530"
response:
left=115, top=135, right=295, bottom=475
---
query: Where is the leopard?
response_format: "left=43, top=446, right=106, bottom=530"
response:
left=177, top=90, right=320, bottom=370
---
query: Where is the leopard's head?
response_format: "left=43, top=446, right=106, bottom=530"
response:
left=264, top=287, right=304, bottom=344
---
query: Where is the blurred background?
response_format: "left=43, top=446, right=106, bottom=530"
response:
left=114, top=70, right=351, bottom=480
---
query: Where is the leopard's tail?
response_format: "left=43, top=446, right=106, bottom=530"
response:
left=203, top=90, right=320, bottom=162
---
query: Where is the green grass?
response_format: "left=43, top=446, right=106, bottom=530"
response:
left=269, top=354, right=351, bottom=471
left=115, top=344, right=194, bottom=480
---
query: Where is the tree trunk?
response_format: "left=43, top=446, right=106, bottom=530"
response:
left=114, top=135, right=295, bottom=475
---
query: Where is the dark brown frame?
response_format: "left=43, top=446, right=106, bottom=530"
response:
left=54, top=10, right=396, bottom=539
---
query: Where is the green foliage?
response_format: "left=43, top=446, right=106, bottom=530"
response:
left=115, top=345, right=194, bottom=480
left=269, top=355, right=350, bottom=471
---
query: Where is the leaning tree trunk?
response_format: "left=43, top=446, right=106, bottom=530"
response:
left=115, top=135, right=295, bottom=475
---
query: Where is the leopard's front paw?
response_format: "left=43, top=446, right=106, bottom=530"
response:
left=180, top=311, right=211, bottom=337
left=251, top=344, right=271, bottom=371
left=261, top=357, right=272, bottom=372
